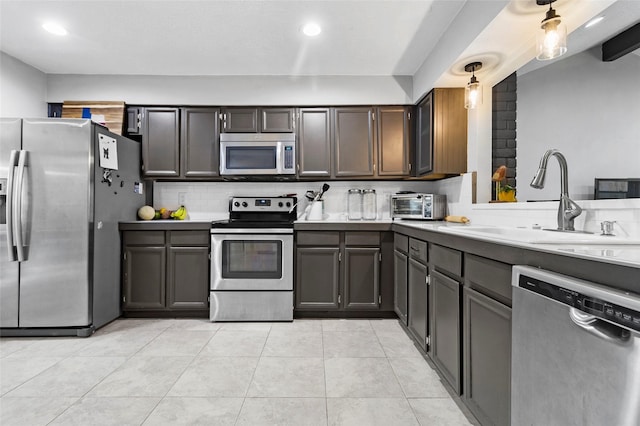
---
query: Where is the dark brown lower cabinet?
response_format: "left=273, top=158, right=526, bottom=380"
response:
left=344, top=247, right=380, bottom=309
left=408, top=257, right=428, bottom=350
left=122, top=230, right=209, bottom=314
left=167, top=246, right=210, bottom=309
left=295, top=246, right=341, bottom=310
left=295, top=231, right=386, bottom=313
left=123, top=245, right=166, bottom=309
left=430, top=268, right=462, bottom=394
left=463, top=287, right=512, bottom=426
left=393, top=249, right=408, bottom=325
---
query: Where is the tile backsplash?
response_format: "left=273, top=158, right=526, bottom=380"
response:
left=154, top=180, right=439, bottom=221
left=154, top=173, right=640, bottom=238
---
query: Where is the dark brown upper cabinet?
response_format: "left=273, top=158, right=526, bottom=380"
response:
left=142, top=107, right=181, bottom=177
left=297, top=108, right=332, bottom=177
left=181, top=108, right=220, bottom=179
left=376, top=106, right=411, bottom=176
left=297, top=106, right=411, bottom=179
left=261, top=108, right=295, bottom=132
left=221, top=107, right=295, bottom=133
left=141, top=107, right=220, bottom=179
left=334, top=107, right=376, bottom=177
left=415, top=88, right=467, bottom=178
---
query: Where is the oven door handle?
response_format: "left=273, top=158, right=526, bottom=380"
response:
left=210, top=228, right=293, bottom=235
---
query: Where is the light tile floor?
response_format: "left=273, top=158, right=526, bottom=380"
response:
left=0, top=319, right=475, bottom=426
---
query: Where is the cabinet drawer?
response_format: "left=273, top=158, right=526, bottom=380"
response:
left=169, top=231, right=210, bottom=246
left=345, top=232, right=380, bottom=246
left=123, top=231, right=165, bottom=245
left=408, top=238, right=428, bottom=264
left=297, top=231, right=340, bottom=246
left=431, top=244, right=462, bottom=277
left=464, top=254, right=512, bottom=306
left=394, top=233, right=409, bottom=254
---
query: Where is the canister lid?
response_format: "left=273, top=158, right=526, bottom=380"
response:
left=348, top=189, right=362, bottom=193
left=362, top=189, right=376, bottom=193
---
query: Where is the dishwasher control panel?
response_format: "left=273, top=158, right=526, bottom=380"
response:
left=518, top=274, right=640, bottom=333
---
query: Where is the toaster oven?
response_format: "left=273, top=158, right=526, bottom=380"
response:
left=391, top=193, right=447, bottom=220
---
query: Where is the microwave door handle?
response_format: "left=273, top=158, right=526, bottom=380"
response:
left=277, top=142, right=284, bottom=174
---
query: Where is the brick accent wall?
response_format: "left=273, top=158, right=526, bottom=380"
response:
left=492, top=72, right=517, bottom=199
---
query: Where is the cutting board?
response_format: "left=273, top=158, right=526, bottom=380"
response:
left=62, top=101, right=125, bottom=135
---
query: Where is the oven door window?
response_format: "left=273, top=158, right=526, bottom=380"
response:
left=392, top=198, right=423, bottom=215
left=225, top=146, right=277, bottom=170
left=221, top=240, right=282, bottom=279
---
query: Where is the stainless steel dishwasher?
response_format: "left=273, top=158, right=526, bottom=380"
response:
left=511, top=265, right=640, bottom=426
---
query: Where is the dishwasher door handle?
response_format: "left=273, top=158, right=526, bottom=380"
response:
left=569, top=308, right=631, bottom=345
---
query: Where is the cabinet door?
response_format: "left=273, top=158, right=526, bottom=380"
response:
left=394, top=250, right=408, bottom=325
left=343, top=247, right=380, bottom=310
left=181, top=108, right=219, bottom=178
left=126, top=107, right=142, bottom=135
left=167, top=246, right=210, bottom=310
left=261, top=108, right=294, bottom=132
left=295, top=247, right=340, bottom=310
left=298, top=108, right=332, bottom=177
left=463, top=287, right=511, bottom=426
left=430, top=268, right=462, bottom=394
left=377, top=107, right=410, bottom=176
left=142, top=108, right=180, bottom=177
left=123, top=246, right=166, bottom=310
left=222, top=108, right=258, bottom=133
left=432, top=88, right=467, bottom=174
left=334, top=107, right=375, bottom=177
left=408, top=257, right=429, bottom=350
left=415, top=92, right=433, bottom=176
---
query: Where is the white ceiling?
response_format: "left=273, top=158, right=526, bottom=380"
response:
left=0, top=0, right=466, bottom=76
left=1, top=0, right=638, bottom=86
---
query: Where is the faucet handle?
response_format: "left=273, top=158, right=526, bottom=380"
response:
left=600, top=220, right=616, bottom=236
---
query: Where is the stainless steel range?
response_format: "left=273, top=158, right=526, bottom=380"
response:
left=210, top=196, right=296, bottom=321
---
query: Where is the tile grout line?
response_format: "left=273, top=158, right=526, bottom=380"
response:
left=233, top=323, right=273, bottom=425
left=137, top=323, right=222, bottom=425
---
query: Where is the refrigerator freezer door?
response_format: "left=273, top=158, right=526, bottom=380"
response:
left=0, top=118, right=22, bottom=327
left=18, top=119, right=93, bottom=327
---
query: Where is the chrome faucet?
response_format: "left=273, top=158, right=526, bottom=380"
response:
left=530, top=149, right=582, bottom=231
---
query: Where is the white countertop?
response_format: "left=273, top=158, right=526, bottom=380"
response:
left=393, top=220, right=640, bottom=269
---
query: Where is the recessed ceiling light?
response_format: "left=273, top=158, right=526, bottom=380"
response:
left=585, top=16, right=604, bottom=29
left=302, top=22, right=321, bottom=37
left=42, top=22, right=67, bottom=36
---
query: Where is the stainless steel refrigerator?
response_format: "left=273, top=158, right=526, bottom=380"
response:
left=1, top=118, right=144, bottom=337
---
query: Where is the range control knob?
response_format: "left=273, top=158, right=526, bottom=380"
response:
left=286, top=202, right=291, bottom=207
left=234, top=201, right=240, bottom=207
left=242, top=202, right=248, bottom=208
left=278, top=202, right=284, bottom=207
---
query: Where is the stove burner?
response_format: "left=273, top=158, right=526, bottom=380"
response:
left=212, top=196, right=298, bottom=229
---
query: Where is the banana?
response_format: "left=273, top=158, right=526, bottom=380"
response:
left=171, top=205, right=187, bottom=220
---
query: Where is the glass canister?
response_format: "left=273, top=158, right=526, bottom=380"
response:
left=362, top=189, right=377, bottom=220
left=348, top=189, right=363, bottom=220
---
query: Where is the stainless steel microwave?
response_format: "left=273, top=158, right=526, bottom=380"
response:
left=391, top=193, right=447, bottom=220
left=220, top=133, right=296, bottom=175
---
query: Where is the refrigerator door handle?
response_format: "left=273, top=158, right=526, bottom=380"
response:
left=13, top=150, right=27, bottom=262
left=6, top=150, right=19, bottom=261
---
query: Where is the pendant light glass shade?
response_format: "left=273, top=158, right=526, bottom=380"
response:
left=536, top=3, right=567, bottom=60
left=464, top=62, right=482, bottom=110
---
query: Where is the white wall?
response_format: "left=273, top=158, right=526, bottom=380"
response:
left=516, top=48, right=640, bottom=201
left=0, top=51, right=47, bottom=117
left=46, top=74, right=413, bottom=106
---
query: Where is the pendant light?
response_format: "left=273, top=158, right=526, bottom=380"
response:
left=536, top=0, right=567, bottom=61
left=464, top=62, right=482, bottom=110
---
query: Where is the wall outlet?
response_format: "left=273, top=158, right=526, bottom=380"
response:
left=178, top=192, right=186, bottom=205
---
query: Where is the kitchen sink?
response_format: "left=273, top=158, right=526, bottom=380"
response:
left=439, top=225, right=640, bottom=245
